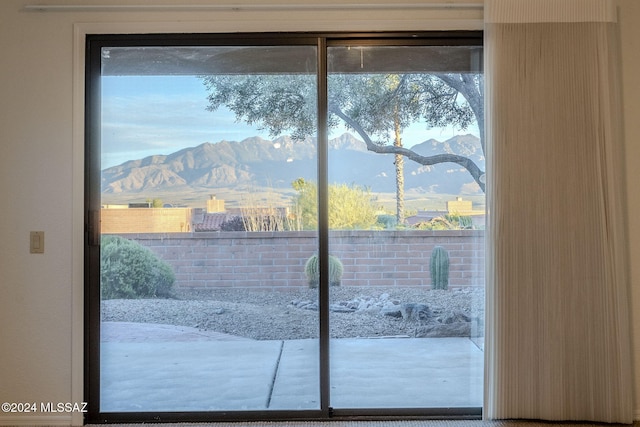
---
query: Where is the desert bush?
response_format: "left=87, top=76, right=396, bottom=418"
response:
left=376, top=214, right=398, bottom=229
left=240, top=207, right=293, bottom=231
left=101, top=235, right=175, bottom=299
left=220, top=216, right=246, bottom=231
left=445, top=214, right=473, bottom=229
left=292, top=178, right=378, bottom=230
left=416, top=214, right=474, bottom=230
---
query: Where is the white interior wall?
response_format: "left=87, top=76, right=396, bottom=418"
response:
left=0, top=0, right=638, bottom=425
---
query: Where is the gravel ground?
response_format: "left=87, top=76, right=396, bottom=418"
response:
left=101, top=287, right=484, bottom=340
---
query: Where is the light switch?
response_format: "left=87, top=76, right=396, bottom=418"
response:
left=30, top=231, right=44, bottom=254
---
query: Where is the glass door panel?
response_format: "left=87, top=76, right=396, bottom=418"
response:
left=87, top=34, right=485, bottom=421
left=326, top=44, right=485, bottom=409
left=97, top=44, right=320, bottom=412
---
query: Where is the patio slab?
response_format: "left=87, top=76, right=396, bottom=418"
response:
left=268, top=337, right=483, bottom=409
left=328, top=337, right=483, bottom=408
left=100, top=322, right=483, bottom=412
left=101, top=340, right=283, bottom=412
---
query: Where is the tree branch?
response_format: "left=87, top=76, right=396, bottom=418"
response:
left=434, top=73, right=484, bottom=152
left=330, top=104, right=485, bottom=192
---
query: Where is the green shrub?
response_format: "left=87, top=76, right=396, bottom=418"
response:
left=444, top=214, right=473, bottom=229
left=429, top=246, right=450, bottom=290
left=415, top=214, right=474, bottom=230
left=220, top=216, right=246, bottom=231
left=304, top=254, right=344, bottom=288
left=101, top=235, right=176, bottom=299
left=292, top=178, right=378, bottom=230
left=376, top=214, right=398, bottom=229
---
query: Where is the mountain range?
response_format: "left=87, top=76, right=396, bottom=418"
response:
left=101, top=133, right=484, bottom=197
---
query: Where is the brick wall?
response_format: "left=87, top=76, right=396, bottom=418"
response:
left=114, top=230, right=485, bottom=290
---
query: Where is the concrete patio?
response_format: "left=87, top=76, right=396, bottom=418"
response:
left=100, top=322, right=484, bottom=412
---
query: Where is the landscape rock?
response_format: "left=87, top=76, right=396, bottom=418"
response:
left=414, top=322, right=471, bottom=338
left=291, top=300, right=318, bottom=311
left=439, top=310, right=471, bottom=324
left=381, top=307, right=402, bottom=318
left=103, top=287, right=483, bottom=340
left=400, top=303, right=431, bottom=322
left=329, top=304, right=356, bottom=313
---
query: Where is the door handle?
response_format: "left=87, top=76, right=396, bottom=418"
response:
left=87, top=210, right=100, bottom=246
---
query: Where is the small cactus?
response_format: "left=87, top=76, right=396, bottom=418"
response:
left=304, top=254, right=343, bottom=288
left=429, top=246, right=450, bottom=290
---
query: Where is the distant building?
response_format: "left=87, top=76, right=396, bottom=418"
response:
left=193, top=212, right=233, bottom=232
left=406, top=197, right=485, bottom=228
left=447, top=197, right=474, bottom=215
left=101, top=196, right=230, bottom=234
left=405, top=210, right=446, bottom=227
left=206, top=195, right=225, bottom=213
left=101, top=206, right=194, bottom=233
left=102, top=196, right=294, bottom=233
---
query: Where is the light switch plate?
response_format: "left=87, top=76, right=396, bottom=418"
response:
left=30, top=231, right=44, bottom=254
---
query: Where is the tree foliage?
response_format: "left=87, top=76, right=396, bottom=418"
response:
left=145, top=198, right=163, bottom=208
left=203, top=75, right=318, bottom=141
left=292, top=178, right=378, bottom=230
left=201, top=70, right=485, bottom=191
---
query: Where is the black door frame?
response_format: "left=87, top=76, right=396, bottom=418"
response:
left=84, top=31, right=483, bottom=424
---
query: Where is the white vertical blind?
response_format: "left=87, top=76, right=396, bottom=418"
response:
left=484, top=0, right=616, bottom=23
left=484, top=0, right=633, bottom=422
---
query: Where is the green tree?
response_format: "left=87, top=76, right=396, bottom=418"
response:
left=292, top=178, right=378, bottom=230
left=292, top=178, right=318, bottom=230
left=145, top=198, right=163, bottom=208
left=330, top=74, right=422, bottom=224
left=201, top=71, right=485, bottom=193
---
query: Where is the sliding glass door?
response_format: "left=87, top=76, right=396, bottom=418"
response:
left=85, top=33, right=483, bottom=423
left=86, top=38, right=322, bottom=419
left=326, top=43, right=484, bottom=410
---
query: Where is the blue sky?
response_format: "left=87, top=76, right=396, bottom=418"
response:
left=101, top=76, right=271, bottom=168
left=101, top=75, right=479, bottom=169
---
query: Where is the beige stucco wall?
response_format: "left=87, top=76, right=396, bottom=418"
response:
left=1, top=0, right=639, bottom=425
left=101, top=208, right=193, bottom=233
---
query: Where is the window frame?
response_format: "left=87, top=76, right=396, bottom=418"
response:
left=84, top=31, right=483, bottom=424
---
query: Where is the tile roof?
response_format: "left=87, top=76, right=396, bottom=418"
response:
left=193, top=212, right=231, bottom=232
